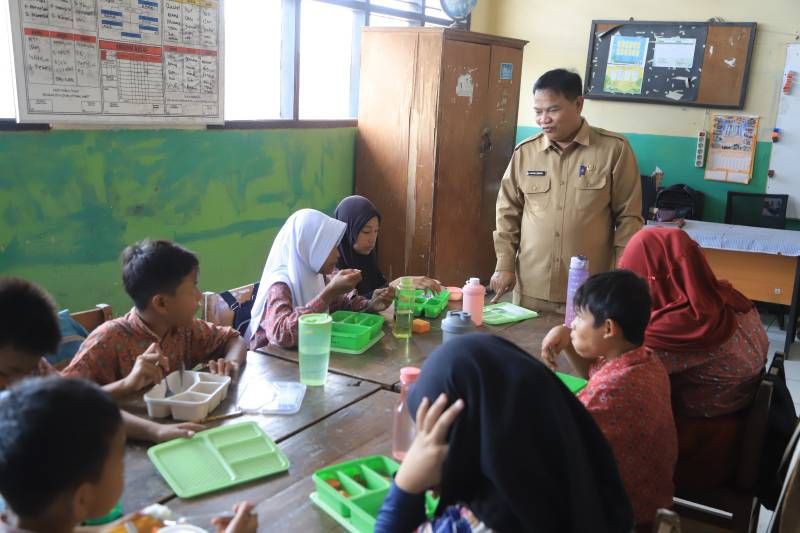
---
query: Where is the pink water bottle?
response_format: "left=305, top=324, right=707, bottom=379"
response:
left=392, top=366, right=421, bottom=461
left=462, top=277, right=486, bottom=326
left=564, top=255, right=590, bottom=327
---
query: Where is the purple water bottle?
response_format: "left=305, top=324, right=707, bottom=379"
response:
left=564, top=255, right=589, bottom=327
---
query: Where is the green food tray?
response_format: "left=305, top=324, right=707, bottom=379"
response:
left=310, top=455, right=437, bottom=533
left=412, top=289, right=451, bottom=319
left=330, top=311, right=385, bottom=351
left=556, top=372, right=588, bottom=394
left=482, top=302, right=539, bottom=325
left=331, top=331, right=385, bottom=355
left=148, top=421, right=289, bottom=498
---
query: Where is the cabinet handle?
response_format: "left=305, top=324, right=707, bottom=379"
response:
left=479, top=128, right=493, bottom=158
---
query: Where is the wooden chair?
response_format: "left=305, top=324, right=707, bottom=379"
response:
left=70, top=303, right=113, bottom=332
left=202, top=283, right=258, bottom=328
left=673, top=376, right=774, bottom=532
left=652, top=509, right=681, bottom=533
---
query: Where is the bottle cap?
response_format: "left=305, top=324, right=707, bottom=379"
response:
left=467, top=277, right=481, bottom=285
left=399, top=366, right=421, bottom=384
left=569, top=256, right=588, bottom=269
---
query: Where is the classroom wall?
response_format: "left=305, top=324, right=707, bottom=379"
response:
left=0, top=128, right=355, bottom=312
left=472, top=0, right=800, bottom=228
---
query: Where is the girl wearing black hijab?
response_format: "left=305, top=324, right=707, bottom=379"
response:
left=375, top=334, right=634, bottom=533
left=334, top=196, right=442, bottom=298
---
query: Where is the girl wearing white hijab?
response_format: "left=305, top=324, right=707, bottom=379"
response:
left=246, top=209, right=394, bottom=349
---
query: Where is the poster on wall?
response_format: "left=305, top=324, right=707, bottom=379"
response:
left=603, top=34, right=649, bottom=95
left=704, top=114, right=759, bottom=184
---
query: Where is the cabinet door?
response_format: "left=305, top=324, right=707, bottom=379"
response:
left=476, top=45, right=524, bottom=278
left=355, top=31, right=419, bottom=282
left=432, top=38, right=491, bottom=285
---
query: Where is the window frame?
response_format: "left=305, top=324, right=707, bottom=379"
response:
left=1, top=0, right=459, bottom=130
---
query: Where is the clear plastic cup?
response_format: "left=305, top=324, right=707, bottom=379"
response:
left=298, top=313, right=333, bottom=386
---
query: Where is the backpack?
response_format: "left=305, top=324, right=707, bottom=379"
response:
left=655, top=184, right=705, bottom=220
left=218, top=282, right=260, bottom=336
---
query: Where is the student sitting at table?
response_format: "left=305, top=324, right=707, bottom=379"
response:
left=246, top=209, right=394, bottom=350
left=375, top=333, right=634, bottom=533
left=0, top=276, right=202, bottom=443
left=334, top=195, right=442, bottom=297
left=541, top=270, right=677, bottom=529
left=618, top=227, right=768, bottom=488
left=63, top=240, right=247, bottom=399
left=0, top=377, right=257, bottom=533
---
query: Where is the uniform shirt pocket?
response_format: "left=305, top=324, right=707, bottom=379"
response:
left=520, top=176, right=552, bottom=214
left=574, top=172, right=609, bottom=212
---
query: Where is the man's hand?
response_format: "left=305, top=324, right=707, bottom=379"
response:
left=489, top=271, right=516, bottom=303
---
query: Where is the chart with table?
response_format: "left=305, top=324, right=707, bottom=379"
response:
left=9, top=0, right=223, bottom=123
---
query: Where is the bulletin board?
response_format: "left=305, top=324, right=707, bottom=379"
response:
left=584, top=20, right=756, bottom=109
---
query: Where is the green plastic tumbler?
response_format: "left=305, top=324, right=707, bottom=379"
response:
left=299, top=313, right=333, bottom=386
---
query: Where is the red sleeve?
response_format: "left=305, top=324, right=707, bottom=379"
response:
left=330, top=290, right=369, bottom=312
left=61, top=323, right=123, bottom=385
left=252, top=283, right=329, bottom=349
left=188, top=319, right=241, bottom=368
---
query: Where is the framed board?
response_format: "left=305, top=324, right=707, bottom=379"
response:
left=584, top=20, right=756, bottom=109
left=8, top=0, right=224, bottom=124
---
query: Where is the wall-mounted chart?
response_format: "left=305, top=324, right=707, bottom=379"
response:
left=8, top=0, right=224, bottom=124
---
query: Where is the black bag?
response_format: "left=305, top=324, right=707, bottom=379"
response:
left=758, top=354, right=800, bottom=510
left=655, top=184, right=705, bottom=220
left=219, top=282, right=260, bottom=336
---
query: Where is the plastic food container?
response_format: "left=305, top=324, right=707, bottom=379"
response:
left=330, top=311, right=385, bottom=354
left=310, top=455, right=438, bottom=533
left=144, top=371, right=231, bottom=421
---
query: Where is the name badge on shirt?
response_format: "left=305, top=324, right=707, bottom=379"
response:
left=527, top=170, right=546, bottom=176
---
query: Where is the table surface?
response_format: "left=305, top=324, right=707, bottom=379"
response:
left=122, top=308, right=571, bottom=528
left=120, top=351, right=381, bottom=512
left=260, top=302, right=547, bottom=388
left=164, top=389, right=398, bottom=532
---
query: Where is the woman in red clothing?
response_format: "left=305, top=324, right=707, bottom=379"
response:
left=618, top=227, right=768, bottom=487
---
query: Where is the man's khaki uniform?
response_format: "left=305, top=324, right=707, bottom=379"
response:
left=494, top=120, right=643, bottom=308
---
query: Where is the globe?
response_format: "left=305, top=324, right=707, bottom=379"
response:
left=440, top=0, right=478, bottom=21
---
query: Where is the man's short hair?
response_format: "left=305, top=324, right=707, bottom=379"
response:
left=533, top=69, right=583, bottom=101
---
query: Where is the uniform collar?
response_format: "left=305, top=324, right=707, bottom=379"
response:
left=537, top=119, right=591, bottom=152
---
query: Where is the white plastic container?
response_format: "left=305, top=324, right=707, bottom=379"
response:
left=144, top=370, right=231, bottom=421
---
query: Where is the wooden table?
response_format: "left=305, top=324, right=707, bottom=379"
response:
left=261, top=303, right=518, bottom=388
left=120, top=351, right=381, bottom=512
left=164, top=389, right=397, bottom=531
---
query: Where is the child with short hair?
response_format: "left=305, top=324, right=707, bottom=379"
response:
left=541, top=269, right=677, bottom=528
left=63, top=240, right=247, bottom=399
left=0, top=377, right=125, bottom=532
left=0, top=377, right=256, bottom=533
left=0, top=276, right=200, bottom=442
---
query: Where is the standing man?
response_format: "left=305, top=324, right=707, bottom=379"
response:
left=491, top=69, right=643, bottom=311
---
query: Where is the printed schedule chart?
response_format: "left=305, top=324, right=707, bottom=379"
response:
left=9, top=0, right=223, bottom=123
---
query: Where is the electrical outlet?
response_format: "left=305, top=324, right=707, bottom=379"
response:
left=695, top=130, right=707, bottom=168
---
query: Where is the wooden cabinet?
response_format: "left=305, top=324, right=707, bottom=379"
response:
left=355, top=28, right=527, bottom=286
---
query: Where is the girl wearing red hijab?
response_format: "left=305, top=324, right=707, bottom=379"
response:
left=618, top=227, right=768, bottom=487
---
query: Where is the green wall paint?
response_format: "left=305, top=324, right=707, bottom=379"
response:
left=516, top=126, right=784, bottom=225
left=0, top=127, right=355, bottom=313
